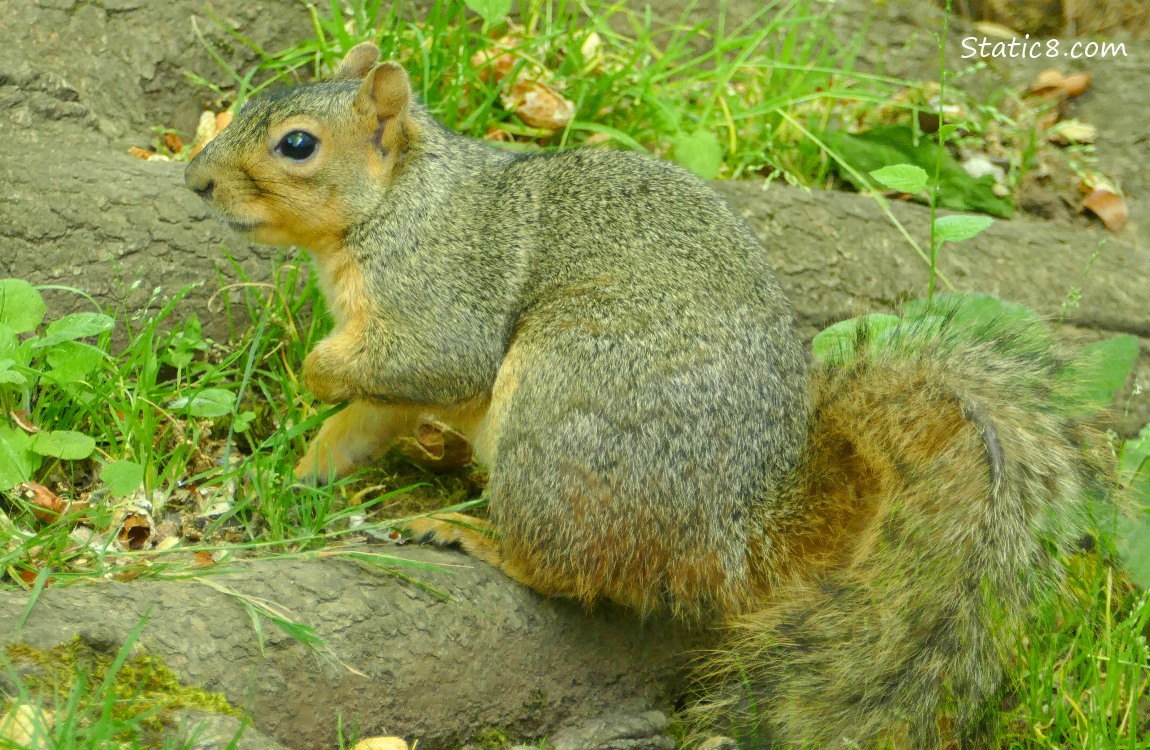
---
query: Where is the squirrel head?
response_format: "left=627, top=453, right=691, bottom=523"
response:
left=184, top=43, right=419, bottom=253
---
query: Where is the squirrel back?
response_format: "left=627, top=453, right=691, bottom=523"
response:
left=185, top=44, right=1112, bottom=748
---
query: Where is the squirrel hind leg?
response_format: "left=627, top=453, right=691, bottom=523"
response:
left=403, top=513, right=503, bottom=566
left=404, top=513, right=587, bottom=599
left=295, top=400, right=421, bottom=484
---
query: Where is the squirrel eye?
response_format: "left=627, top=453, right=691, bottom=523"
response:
left=276, top=130, right=318, bottom=161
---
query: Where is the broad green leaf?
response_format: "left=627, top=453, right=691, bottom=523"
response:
left=903, top=292, right=1044, bottom=330
left=100, top=460, right=145, bottom=497
left=673, top=130, right=724, bottom=180
left=0, top=279, right=46, bottom=334
left=0, top=426, right=36, bottom=490
left=233, top=411, right=257, bottom=433
left=1123, top=425, right=1150, bottom=500
left=0, top=324, right=18, bottom=358
left=1118, top=510, right=1150, bottom=590
left=824, top=126, right=1014, bottom=217
left=170, top=388, right=236, bottom=418
left=932, top=214, right=994, bottom=246
left=812, top=313, right=900, bottom=363
left=34, top=312, right=115, bottom=348
left=46, top=341, right=105, bottom=383
left=0, top=358, right=26, bottom=386
left=1118, top=426, right=1150, bottom=587
left=163, top=315, right=206, bottom=369
left=463, top=0, right=511, bottom=24
left=30, top=430, right=96, bottom=460
left=1063, top=335, right=1140, bottom=413
left=869, top=164, right=928, bottom=195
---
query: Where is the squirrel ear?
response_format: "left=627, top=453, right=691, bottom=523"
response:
left=334, top=43, right=380, bottom=80
left=355, top=61, right=411, bottom=121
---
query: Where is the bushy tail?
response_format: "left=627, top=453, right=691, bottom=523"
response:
left=688, top=316, right=1114, bottom=748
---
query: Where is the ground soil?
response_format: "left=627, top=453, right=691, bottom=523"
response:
left=1, top=1, right=1148, bottom=748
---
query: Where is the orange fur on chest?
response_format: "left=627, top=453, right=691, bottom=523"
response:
left=310, top=246, right=370, bottom=332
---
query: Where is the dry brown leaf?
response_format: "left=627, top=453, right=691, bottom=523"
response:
left=397, top=419, right=473, bottom=471
left=471, top=48, right=517, bottom=83
left=973, top=20, right=1022, bottom=39
left=1028, top=68, right=1093, bottom=100
left=1082, top=188, right=1129, bottom=231
left=16, top=569, right=53, bottom=586
left=10, top=410, right=38, bottom=433
left=17, top=482, right=68, bottom=522
left=127, top=146, right=154, bottom=160
left=503, top=79, right=575, bottom=131
left=194, top=550, right=215, bottom=566
left=1061, top=72, right=1092, bottom=98
left=162, top=132, right=185, bottom=153
left=1049, top=120, right=1097, bottom=145
left=117, top=512, right=153, bottom=550
left=215, top=109, right=233, bottom=132
left=484, top=126, right=514, bottom=143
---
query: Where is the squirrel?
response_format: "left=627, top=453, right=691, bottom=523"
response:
left=185, top=43, right=1113, bottom=748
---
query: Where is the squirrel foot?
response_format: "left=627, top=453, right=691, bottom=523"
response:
left=402, top=512, right=504, bottom=567
left=295, top=400, right=419, bottom=484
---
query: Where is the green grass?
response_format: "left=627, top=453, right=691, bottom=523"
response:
left=1001, top=557, right=1150, bottom=748
left=186, top=0, right=912, bottom=184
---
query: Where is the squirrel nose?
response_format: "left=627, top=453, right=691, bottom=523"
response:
left=184, top=162, right=215, bottom=201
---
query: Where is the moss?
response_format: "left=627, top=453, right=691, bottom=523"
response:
left=4, top=637, right=241, bottom=734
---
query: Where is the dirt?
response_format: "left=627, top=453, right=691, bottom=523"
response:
left=1, top=1, right=1148, bottom=748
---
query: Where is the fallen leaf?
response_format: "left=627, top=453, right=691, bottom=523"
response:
left=114, top=496, right=156, bottom=551
left=194, top=550, right=215, bottom=566
left=128, top=146, right=154, bottom=160
left=17, top=481, right=68, bottom=522
left=10, top=410, right=38, bottom=433
left=162, top=132, right=185, bottom=153
left=1061, top=72, right=1092, bottom=98
left=484, top=126, right=514, bottom=143
left=503, top=79, right=575, bottom=130
left=1028, top=68, right=1093, bottom=100
left=117, top=513, right=152, bottom=549
left=16, top=569, right=47, bottom=585
left=215, top=109, right=233, bottom=132
left=397, top=419, right=474, bottom=471
left=112, top=567, right=145, bottom=582
left=1082, top=189, right=1128, bottom=231
left=1048, top=120, right=1097, bottom=146
left=973, top=21, right=1022, bottom=39
left=1029, top=68, right=1065, bottom=97
left=471, top=47, right=517, bottom=83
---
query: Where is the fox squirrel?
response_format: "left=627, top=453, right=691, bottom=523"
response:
left=185, top=43, right=1112, bottom=748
